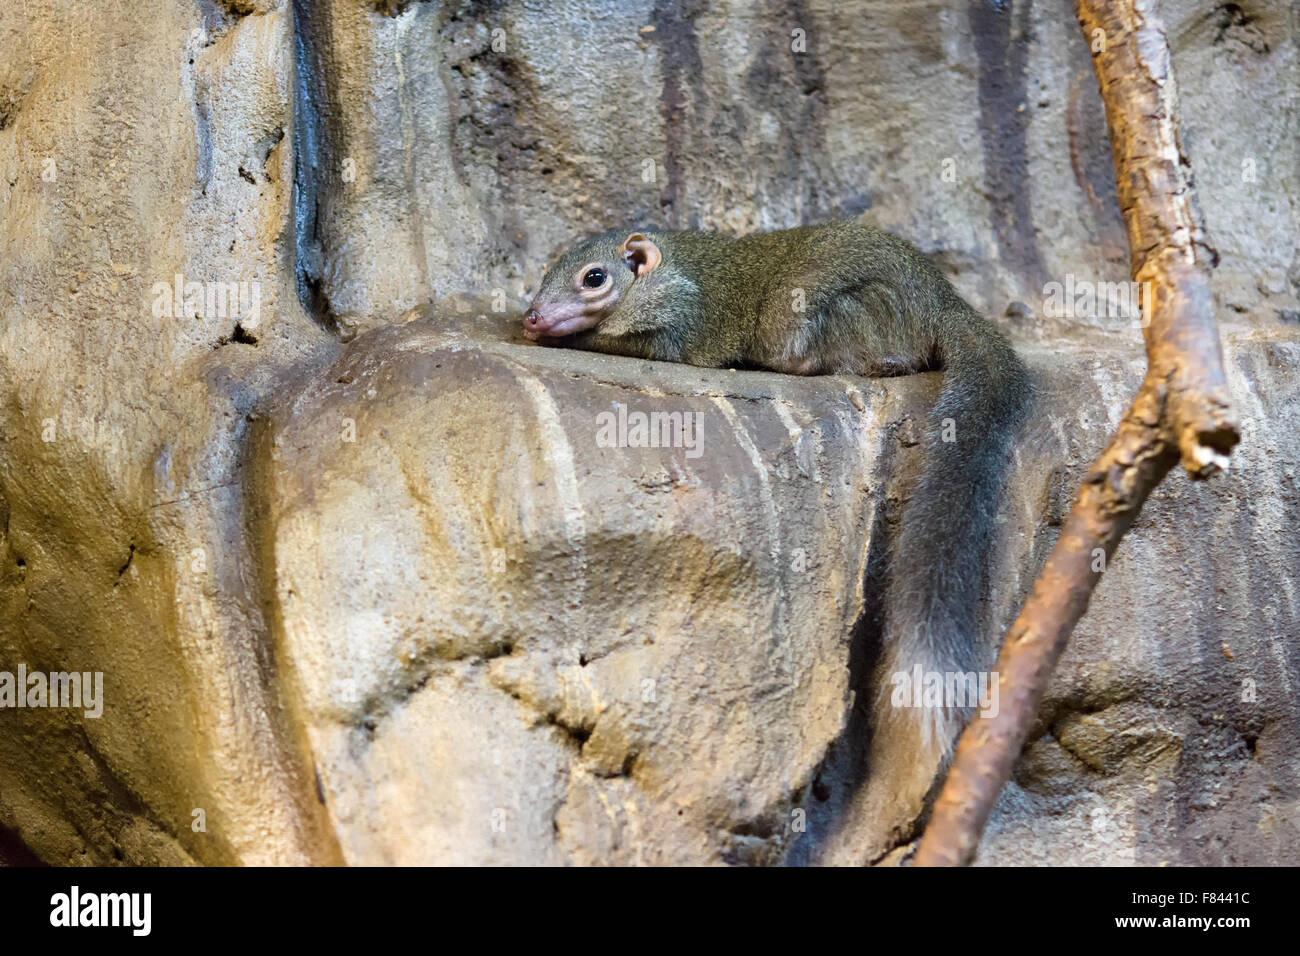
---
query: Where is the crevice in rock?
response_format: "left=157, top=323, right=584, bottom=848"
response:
left=722, top=786, right=814, bottom=866
left=291, top=0, right=341, bottom=338
left=114, top=543, right=136, bottom=584
left=248, top=125, right=285, bottom=182
left=613, top=750, right=638, bottom=778
left=1212, top=4, right=1270, bottom=54
left=727, top=814, right=779, bottom=841
left=810, top=767, right=831, bottom=802
left=545, top=712, right=591, bottom=750
left=301, top=270, right=340, bottom=337
left=214, top=323, right=259, bottom=348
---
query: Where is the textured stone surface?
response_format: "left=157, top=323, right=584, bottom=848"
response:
left=0, top=0, right=1297, bottom=865
left=255, top=312, right=1300, bottom=866
left=975, top=329, right=1300, bottom=866
left=262, top=310, right=881, bottom=864
left=0, top=0, right=338, bottom=865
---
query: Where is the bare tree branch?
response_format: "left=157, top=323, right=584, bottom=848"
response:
left=913, top=0, right=1240, bottom=867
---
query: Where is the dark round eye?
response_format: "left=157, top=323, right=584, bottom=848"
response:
left=582, top=268, right=607, bottom=289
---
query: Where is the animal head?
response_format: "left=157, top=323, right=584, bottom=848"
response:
left=523, top=231, right=661, bottom=341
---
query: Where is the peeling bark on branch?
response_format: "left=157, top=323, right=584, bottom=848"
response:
left=913, top=0, right=1240, bottom=867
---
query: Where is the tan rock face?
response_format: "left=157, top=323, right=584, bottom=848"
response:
left=263, top=313, right=878, bottom=864
left=0, top=0, right=338, bottom=866
left=260, top=314, right=1300, bottom=866
left=1, top=0, right=1297, bottom=865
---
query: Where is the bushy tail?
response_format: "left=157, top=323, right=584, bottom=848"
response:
left=875, top=307, right=1030, bottom=756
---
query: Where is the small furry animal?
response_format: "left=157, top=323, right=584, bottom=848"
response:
left=523, top=221, right=1029, bottom=761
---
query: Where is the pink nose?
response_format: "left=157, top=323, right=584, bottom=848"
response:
left=524, top=309, right=543, bottom=330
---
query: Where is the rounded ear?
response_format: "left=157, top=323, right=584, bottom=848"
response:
left=618, top=232, right=661, bottom=276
